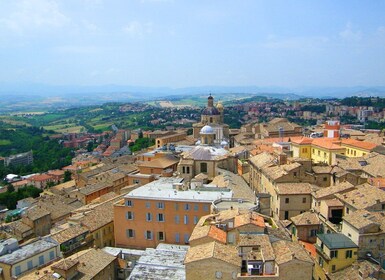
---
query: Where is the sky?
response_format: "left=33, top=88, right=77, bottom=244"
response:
left=1, top=0, right=385, bottom=88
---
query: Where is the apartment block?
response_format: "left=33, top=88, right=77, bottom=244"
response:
left=113, top=177, right=233, bottom=249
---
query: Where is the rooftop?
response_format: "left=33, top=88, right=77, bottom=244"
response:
left=0, top=237, right=58, bottom=265
left=184, top=241, right=240, bottom=267
left=273, top=240, right=314, bottom=265
left=125, top=177, right=233, bottom=202
left=335, top=183, right=385, bottom=210
left=129, top=244, right=188, bottom=280
left=317, top=233, right=358, bottom=249
left=290, top=211, right=320, bottom=226
left=276, top=182, right=317, bottom=195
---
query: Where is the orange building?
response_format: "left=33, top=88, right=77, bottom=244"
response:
left=114, top=177, right=233, bottom=249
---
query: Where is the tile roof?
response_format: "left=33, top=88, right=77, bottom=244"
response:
left=290, top=211, right=320, bottom=226
left=313, top=181, right=355, bottom=200
left=234, top=212, right=265, bottom=228
left=248, top=152, right=275, bottom=168
left=311, top=138, right=344, bottom=150
left=184, top=241, right=240, bottom=267
left=328, top=260, right=382, bottom=280
left=272, top=240, right=314, bottom=264
left=276, top=183, right=317, bottom=195
left=50, top=224, right=89, bottom=244
left=189, top=225, right=227, bottom=244
left=238, top=234, right=275, bottom=261
left=343, top=209, right=381, bottom=231
left=25, top=205, right=50, bottom=221
left=341, top=138, right=377, bottom=151
left=261, top=162, right=302, bottom=181
left=137, top=154, right=179, bottom=169
left=335, top=183, right=385, bottom=210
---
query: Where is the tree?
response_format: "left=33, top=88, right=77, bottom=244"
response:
left=7, top=184, right=15, bottom=193
left=63, top=170, right=72, bottom=182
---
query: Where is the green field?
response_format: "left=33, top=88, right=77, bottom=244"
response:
left=0, top=140, right=11, bottom=146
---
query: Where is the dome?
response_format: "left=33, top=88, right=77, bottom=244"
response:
left=201, top=106, right=220, bottom=115
left=216, top=102, right=224, bottom=109
left=220, top=140, right=228, bottom=146
left=200, top=125, right=214, bottom=135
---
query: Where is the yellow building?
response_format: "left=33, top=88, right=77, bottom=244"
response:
left=340, top=138, right=377, bottom=158
left=314, top=233, right=358, bottom=280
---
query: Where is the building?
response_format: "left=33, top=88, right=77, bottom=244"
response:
left=314, top=233, right=358, bottom=280
left=128, top=243, right=188, bottom=280
left=192, top=95, right=229, bottom=144
left=3, top=151, right=33, bottom=167
left=178, top=125, right=236, bottom=181
left=289, top=211, right=321, bottom=243
left=113, top=177, right=233, bottom=249
left=0, top=237, right=60, bottom=280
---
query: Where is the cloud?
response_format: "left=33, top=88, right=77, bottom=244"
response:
left=0, top=0, right=70, bottom=33
left=339, top=22, right=362, bottom=41
left=123, top=21, right=153, bottom=37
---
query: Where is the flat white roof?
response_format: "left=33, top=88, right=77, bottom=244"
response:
left=125, top=177, right=233, bottom=202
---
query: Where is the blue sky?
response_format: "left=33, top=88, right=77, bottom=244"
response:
left=1, top=0, right=385, bottom=88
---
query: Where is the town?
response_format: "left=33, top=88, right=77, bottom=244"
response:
left=0, top=94, right=385, bottom=279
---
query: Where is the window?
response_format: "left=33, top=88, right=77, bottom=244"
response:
left=158, top=231, right=165, bottom=241
left=346, top=250, right=353, bottom=258
left=49, top=250, right=55, bottom=260
left=332, top=265, right=336, bottom=271
left=318, top=257, right=323, bottom=267
left=184, top=215, right=189, bottom=224
left=194, top=216, right=199, bottom=224
left=284, top=211, right=289, bottom=220
left=133, top=179, right=140, bottom=184
left=126, top=229, right=135, bottom=238
left=194, top=204, right=199, bottom=211
left=157, top=213, right=165, bottom=222
left=318, top=150, right=320, bottom=156
left=182, top=166, right=186, bottom=173
left=27, top=260, right=33, bottom=270
left=126, top=200, right=133, bottom=207
left=330, top=250, right=338, bottom=259
left=175, top=233, right=180, bottom=243
left=293, top=172, right=297, bottom=177
left=324, top=152, right=326, bottom=158
left=200, top=162, right=208, bottom=173
left=285, top=198, right=289, bottom=204
left=203, top=205, right=209, bottom=212
left=39, top=255, right=45, bottom=265
left=310, top=229, right=318, bottom=237
left=175, top=215, right=180, bottom=224
left=145, top=230, right=153, bottom=240
left=184, top=203, right=190, bottom=211
left=346, top=207, right=350, bottom=214
left=146, top=202, right=151, bottom=208
left=184, top=233, right=190, bottom=244
left=382, top=204, right=385, bottom=210
left=15, top=266, right=21, bottom=276
left=186, top=166, right=190, bottom=174
left=157, top=202, right=164, bottom=209
left=126, top=211, right=134, bottom=220
left=302, top=197, right=306, bottom=203
left=215, top=271, right=223, bottom=279
left=146, top=213, right=152, bottom=221
left=175, top=203, right=179, bottom=210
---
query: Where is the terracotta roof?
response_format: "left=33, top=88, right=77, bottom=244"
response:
left=51, top=259, right=79, bottom=271
left=238, top=234, right=275, bottom=261
left=184, top=241, right=240, bottom=267
left=328, top=260, right=382, bottom=280
left=189, top=225, right=227, bottom=244
left=25, top=206, right=50, bottom=221
left=234, top=212, right=265, bottom=228
left=313, top=181, right=355, bottom=200
left=290, top=211, right=320, bottom=226
left=261, top=162, right=301, bottom=181
left=341, top=138, right=377, bottom=151
left=248, top=152, right=275, bottom=168
left=272, top=240, right=314, bottom=264
left=311, top=138, right=344, bottom=150
left=28, top=174, right=53, bottom=182
left=276, top=183, right=317, bottom=195
left=335, top=183, right=385, bottom=210
left=324, top=198, right=344, bottom=207
left=50, top=224, right=89, bottom=244
left=343, top=209, right=381, bottom=231
left=137, top=154, right=179, bottom=169
left=291, top=137, right=314, bottom=145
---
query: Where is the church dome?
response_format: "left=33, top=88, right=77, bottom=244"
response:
left=202, top=106, right=220, bottom=115
left=216, top=102, right=224, bottom=109
left=200, top=125, right=214, bottom=135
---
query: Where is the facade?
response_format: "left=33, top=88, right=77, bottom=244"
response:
left=290, top=211, right=321, bottom=243
left=3, top=151, right=33, bottom=167
left=314, top=233, right=358, bottom=280
left=113, top=177, right=233, bottom=249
